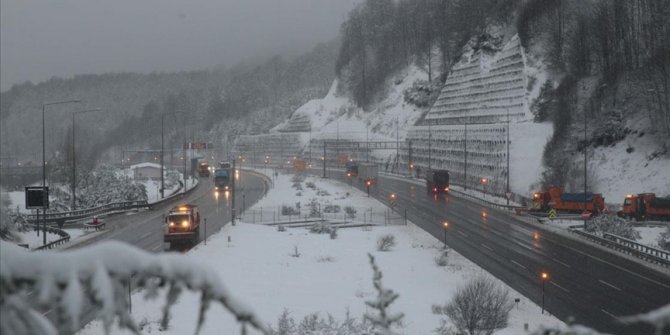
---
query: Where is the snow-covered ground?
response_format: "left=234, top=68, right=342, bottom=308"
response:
left=14, top=228, right=85, bottom=249
left=80, top=171, right=564, bottom=335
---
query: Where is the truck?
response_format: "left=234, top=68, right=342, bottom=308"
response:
left=618, top=193, right=670, bottom=221
left=531, top=187, right=605, bottom=214
left=345, top=161, right=359, bottom=177
left=213, top=168, right=232, bottom=192
left=164, top=204, right=200, bottom=247
left=358, top=162, right=378, bottom=185
left=197, top=160, right=210, bottom=177
left=219, top=161, right=232, bottom=169
left=426, top=170, right=450, bottom=194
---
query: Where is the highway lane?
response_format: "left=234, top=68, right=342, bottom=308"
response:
left=325, top=170, right=670, bottom=335
left=74, top=170, right=268, bottom=252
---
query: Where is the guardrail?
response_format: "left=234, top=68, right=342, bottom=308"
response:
left=603, top=233, right=670, bottom=262
left=26, top=200, right=150, bottom=224
left=33, top=225, right=70, bottom=251
left=568, top=228, right=670, bottom=267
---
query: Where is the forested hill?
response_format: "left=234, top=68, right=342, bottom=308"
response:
left=334, top=0, right=669, bottom=194
left=0, top=40, right=338, bottom=166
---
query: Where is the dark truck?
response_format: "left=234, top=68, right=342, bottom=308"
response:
left=197, top=161, right=210, bottom=177
left=164, top=204, right=200, bottom=247
left=214, top=168, right=232, bottom=192
left=426, top=170, right=450, bottom=194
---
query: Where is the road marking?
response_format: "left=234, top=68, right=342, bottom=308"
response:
left=151, top=244, right=163, bottom=252
left=510, top=260, right=527, bottom=270
left=481, top=243, right=494, bottom=251
left=598, top=279, right=621, bottom=291
left=457, top=231, right=468, bottom=237
left=139, top=232, right=152, bottom=240
left=550, top=281, right=570, bottom=293
left=552, top=258, right=571, bottom=268
left=601, top=309, right=617, bottom=319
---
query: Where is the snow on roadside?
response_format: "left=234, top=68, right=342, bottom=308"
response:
left=79, top=171, right=564, bottom=335
left=13, top=229, right=86, bottom=249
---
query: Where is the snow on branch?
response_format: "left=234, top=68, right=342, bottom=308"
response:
left=364, top=253, right=404, bottom=335
left=0, top=241, right=268, bottom=335
left=620, top=303, right=670, bottom=334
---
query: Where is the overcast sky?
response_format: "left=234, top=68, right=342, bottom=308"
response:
left=0, top=0, right=358, bottom=91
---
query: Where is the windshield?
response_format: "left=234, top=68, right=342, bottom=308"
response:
left=167, top=214, right=190, bottom=224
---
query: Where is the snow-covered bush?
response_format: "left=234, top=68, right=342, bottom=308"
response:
left=308, top=198, right=322, bottom=218
left=323, top=204, right=341, bottom=213
left=330, top=228, right=338, bottom=240
left=317, top=189, right=331, bottom=196
left=277, top=225, right=287, bottom=232
left=344, top=206, right=357, bottom=219
left=0, top=241, right=266, bottom=335
left=305, top=181, right=316, bottom=190
left=435, top=275, right=513, bottom=335
left=376, top=234, right=396, bottom=252
left=281, top=205, right=300, bottom=216
left=309, top=222, right=333, bottom=234
left=267, top=309, right=372, bottom=335
left=584, top=215, right=641, bottom=240
left=658, top=226, right=670, bottom=251
left=364, top=254, right=404, bottom=335
left=434, top=251, right=449, bottom=267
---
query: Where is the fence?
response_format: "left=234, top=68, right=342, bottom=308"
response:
left=240, top=204, right=406, bottom=226
left=26, top=200, right=150, bottom=224
left=32, top=225, right=70, bottom=251
left=568, top=228, right=670, bottom=267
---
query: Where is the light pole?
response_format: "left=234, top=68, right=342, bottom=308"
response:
left=480, top=178, right=488, bottom=200
left=71, top=108, right=101, bottom=210
left=541, top=272, right=549, bottom=314
left=442, top=221, right=449, bottom=249
left=506, top=107, right=510, bottom=206
left=463, top=116, right=468, bottom=190
left=43, top=99, right=80, bottom=245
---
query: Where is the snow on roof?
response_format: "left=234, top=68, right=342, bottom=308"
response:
left=129, top=162, right=162, bottom=170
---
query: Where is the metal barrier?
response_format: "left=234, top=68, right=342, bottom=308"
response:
left=33, top=225, right=70, bottom=251
left=603, top=233, right=670, bottom=262
left=26, top=200, right=150, bottom=224
left=568, top=228, right=670, bottom=267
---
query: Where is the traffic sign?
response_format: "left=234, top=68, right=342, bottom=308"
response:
left=25, top=186, right=49, bottom=209
left=548, top=208, right=557, bottom=220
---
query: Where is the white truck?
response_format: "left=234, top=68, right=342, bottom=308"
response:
left=358, top=163, right=378, bottom=185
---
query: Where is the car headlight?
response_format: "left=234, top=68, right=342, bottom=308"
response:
left=182, top=220, right=189, bottom=227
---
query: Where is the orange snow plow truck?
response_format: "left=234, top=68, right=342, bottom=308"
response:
left=164, top=204, right=201, bottom=247
left=531, top=187, right=605, bottom=214
left=618, top=193, right=670, bottom=221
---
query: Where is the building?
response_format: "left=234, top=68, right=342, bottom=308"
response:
left=130, top=162, right=163, bottom=180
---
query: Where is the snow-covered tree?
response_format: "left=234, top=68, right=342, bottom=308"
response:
left=364, top=253, right=404, bottom=335
left=76, top=165, right=147, bottom=208
left=584, top=214, right=641, bottom=240
left=0, top=241, right=267, bottom=335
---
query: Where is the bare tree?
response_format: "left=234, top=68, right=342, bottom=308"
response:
left=436, top=275, right=513, bottom=335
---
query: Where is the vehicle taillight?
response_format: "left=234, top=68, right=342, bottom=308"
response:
left=433, top=187, right=438, bottom=192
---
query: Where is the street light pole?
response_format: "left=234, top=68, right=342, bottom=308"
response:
left=506, top=108, right=510, bottom=206
left=43, top=99, right=80, bottom=245
left=161, top=113, right=165, bottom=199
left=464, top=117, right=468, bottom=190
left=541, top=272, right=549, bottom=314
left=72, top=108, right=101, bottom=210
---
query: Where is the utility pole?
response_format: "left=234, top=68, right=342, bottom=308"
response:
left=160, top=113, right=165, bottom=199
left=584, top=103, right=588, bottom=217
left=396, top=117, right=399, bottom=173
left=231, top=159, right=236, bottom=225
left=464, top=117, right=468, bottom=190
left=506, top=108, right=510, bottom=206
left=366, top=126, right=369, bottom=162
left=71, top=108, right=101, bottom=210
left=322, top=142, right=326, bottom=178
left=428, top=122, right=432, bottom=172
left=408, top=141, right=412, bottom=177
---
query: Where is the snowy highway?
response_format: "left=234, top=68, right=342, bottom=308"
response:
left=321, top=169, right=670, bottom=335
left=72, top=171, right=269, bottom=252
